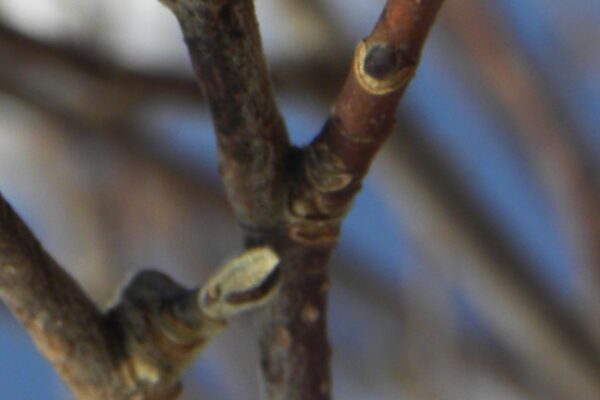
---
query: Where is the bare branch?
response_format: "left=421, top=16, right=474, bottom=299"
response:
left=158, top=1, right=444, bottom=399
left=0, top=189, right=279, bottom=399
left=292, top=0, right=444, bottom=243
left=160, top=0, right=290, bottom=230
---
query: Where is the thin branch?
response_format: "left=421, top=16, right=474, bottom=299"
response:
left=293, top=0, right=444, bottom=243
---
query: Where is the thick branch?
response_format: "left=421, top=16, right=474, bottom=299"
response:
left=160, top=0, right=290, bottom=230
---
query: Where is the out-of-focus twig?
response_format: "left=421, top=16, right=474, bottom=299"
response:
left=377, top=120, right=600, bottom=399
left=444, top=1, right=600, bottom=341
left=0, top=18, right=349, bottom=122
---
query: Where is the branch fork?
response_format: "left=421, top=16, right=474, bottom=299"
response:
left=0, top=0, right=444, bottom=399
left=158, top=1, right=443, bottom=399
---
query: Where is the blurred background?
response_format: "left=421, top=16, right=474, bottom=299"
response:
left=0, top=0, right=599, bottom=399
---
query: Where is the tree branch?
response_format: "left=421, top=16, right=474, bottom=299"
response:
left=0, top=193, right=125, bottom=399
left=160, top=0, right=291, bottom=231
left=292, top=0, right=444, bottom=243
left=0, top=190, right=280, bottom=399
left=159, top=1, right=444, bottom=399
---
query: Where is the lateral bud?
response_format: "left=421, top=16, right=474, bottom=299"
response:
left=354, top=40, right=416, bottom=95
